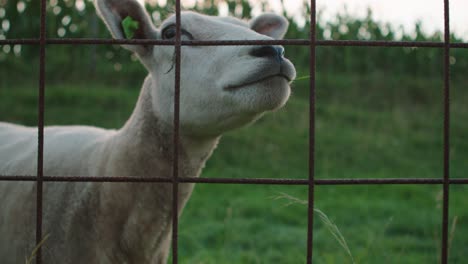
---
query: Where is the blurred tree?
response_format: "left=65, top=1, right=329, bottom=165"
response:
left=0, top=0, right=466, bottom=86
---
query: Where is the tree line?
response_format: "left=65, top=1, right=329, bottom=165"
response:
left=0, top=0, right=466, bottom=86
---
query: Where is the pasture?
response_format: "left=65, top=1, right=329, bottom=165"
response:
left=1, top=68, right=466, bottom=263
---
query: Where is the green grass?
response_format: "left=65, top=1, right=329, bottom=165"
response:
left=25, top=234, right=50, bottom=264
left=1, top=72, right=467, bottom=263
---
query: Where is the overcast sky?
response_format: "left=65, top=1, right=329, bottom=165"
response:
left=169, top=0, right=468, bottom=38
left=313, top=0, right=468, bottom=38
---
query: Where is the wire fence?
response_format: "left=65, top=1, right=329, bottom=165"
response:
left=0, top=0, right=467, bottom=263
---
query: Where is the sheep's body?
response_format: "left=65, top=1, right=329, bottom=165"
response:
left=0, top=79, right=216, bottom=263
left=0, top=0, right=295, bottom=263
left=0, top=123, right=111, bottom=176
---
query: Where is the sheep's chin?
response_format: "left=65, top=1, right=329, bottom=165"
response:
left=229, top=76, right=291, bottom=113
left=224, top=74, right=291, bottom=91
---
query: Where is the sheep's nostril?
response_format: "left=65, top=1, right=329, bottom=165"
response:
left=250, top=46, right=284, bottom=61
left=278, top=47, right=285, bottom=57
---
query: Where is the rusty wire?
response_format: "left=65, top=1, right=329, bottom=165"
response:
left=2, top=38, right=468, bottom=48
left=171, top=0, right=182, bottom=262
left=307, top=1, right=317, bottom=262
left=1, top=175, right=468, bottom=185
left=34, top=0, right=47, bottom=263
left=441, top=0, right=451, bottom=261
left=0, top=0, right=466, bottom=263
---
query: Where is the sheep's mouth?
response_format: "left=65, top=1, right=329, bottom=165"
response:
left=224, top=74, right=291, bottom=91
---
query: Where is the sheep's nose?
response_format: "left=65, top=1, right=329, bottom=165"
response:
left=249, top=45, right=285, bottom=62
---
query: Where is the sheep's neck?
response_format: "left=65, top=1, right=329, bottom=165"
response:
left=114, top=76, right=220, bottom=180
left=97, top=76, right=219, bottom=261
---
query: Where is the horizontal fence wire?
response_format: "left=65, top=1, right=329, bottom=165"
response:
left=1, top=38, right=468, bottom=48
left=1, top=175, right=467, bottom=184
left=0, top=0, right=464, bottom=263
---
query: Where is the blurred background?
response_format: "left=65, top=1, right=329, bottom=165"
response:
left=0, top=0, right=467, bottom=263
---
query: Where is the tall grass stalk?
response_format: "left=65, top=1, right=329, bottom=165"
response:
left=273, top=192, right=356, bottom=264
left=448, top=216, right=459, bottom=255
left=25, top=234, right=50, bottom=264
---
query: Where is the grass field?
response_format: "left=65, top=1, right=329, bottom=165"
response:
left=0, top=71, right=467, bottom=263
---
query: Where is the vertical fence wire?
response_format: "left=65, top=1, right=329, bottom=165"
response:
left=306, top=0, right=317, bottom=263
left=171, top=0, right=182, bottom=263
left=35, top=0, right=47, bottom=263
left=441, top=0, right=451, bottom=263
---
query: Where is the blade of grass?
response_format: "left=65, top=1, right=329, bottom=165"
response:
left=448, top=216, right=458, bottom=255
left=25, top=233, right=50, bottom=264
left=294, top=75, right=311, bottom=81
left=273, top=192, right=356, bottom=264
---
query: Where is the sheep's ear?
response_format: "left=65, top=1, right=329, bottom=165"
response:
left=249, top=13, right=289, bottom=39
left=94, top=0, right=158, bottom=55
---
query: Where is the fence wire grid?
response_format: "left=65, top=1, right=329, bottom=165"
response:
left=0, top=0, right=467, bottom=263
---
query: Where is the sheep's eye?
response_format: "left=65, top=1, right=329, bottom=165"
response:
left=162, top=25, right=194, bottom=40
left=162, top=26, right=176, bottom=40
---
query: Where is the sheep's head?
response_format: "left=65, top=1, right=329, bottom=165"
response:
left=95, top=0, right=296, bottom=137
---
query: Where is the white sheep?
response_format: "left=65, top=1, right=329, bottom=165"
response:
left=0, top=0, right=296, bottom=263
